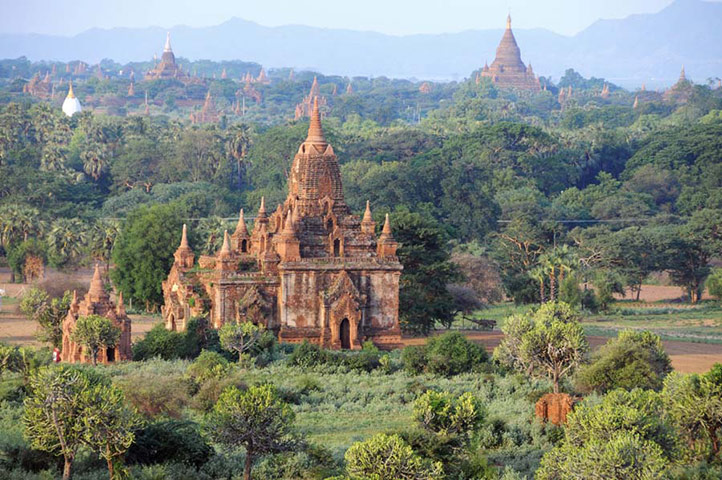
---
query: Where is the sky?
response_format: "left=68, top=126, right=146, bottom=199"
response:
left=0, top=0, right=682, bottom=37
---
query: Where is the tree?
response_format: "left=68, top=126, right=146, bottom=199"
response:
left=494, top=302, right=588, bottom=393
left=412, top=390, right=484, bottom=438
left=81, top=382, right=141, bottom=479
left=205, top=385, right=297, bottom=480
left=111, top=202, right=185, bottom=310
left=393, top=210, right=459, bottom=333
left=344, top=433, right=443, bottom=480
left=46, top=218, right=90, bottom=268
left=536, top=389, right=681, bottom=480
left=219, top=321, right=265, bottom=364
left=23, top=366, right=92, bottom=480
left=707, top=268, right=722, bottom=300
left=19, top=287, right=71, bottom=348
left=227, top=123, right=253, bottom=190
left=70, top=315, right=121, bottom=366
left=575, top=330, right=672, bottom=393
left=662, top=364, right=722, bottom=460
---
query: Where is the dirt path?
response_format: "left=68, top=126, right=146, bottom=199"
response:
left=403, top=331, right=722, bottom=374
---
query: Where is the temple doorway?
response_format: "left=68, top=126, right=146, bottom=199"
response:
left=340, top=318, right=350, bottom=349
left=106, top=347, right=115, bottom=362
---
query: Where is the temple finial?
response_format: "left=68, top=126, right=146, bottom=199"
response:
left=220, top=230, right=231, bottom=253
left=235, top=209, right=248, bottom=235
left=164, top=32, right=172, bottom=53
left=88, top=263, right=106, bottom=297
left=180, top=224, right=189, bottom=248
left=382, top=213, right=392, bottom=235
left=506, top=13, right=512, bottom=30
left=67, top=81, right=75, bottom=99
left=258, top=196, right=266, bottom=216
left=363, top=201, right=373, bottom=223
left=305, top=96, right=326, bottom=145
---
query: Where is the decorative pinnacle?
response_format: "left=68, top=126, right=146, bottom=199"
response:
left=506, top=14, right=512, bottom=30
left=67, top=81, right=75, bottom=99
left=363, top=200, right=373, bottom=223
left=305, top=96, right=326, bottom=145
left=258, top=197, right=266, bottom=216
left=220, top=230, right=231, bottom=253
left=283, top=213, right=295, bottom=234
left=236, top=209, right=248, bottom=235
left=164, top=31, right=172, bottom=53
left=88, top=263, right=106, bottom=297
left=382, top=213, right=392, bottom=235
left=71, top=289, right=78, bottom=305
left=180, top=223, right=189, bottom=248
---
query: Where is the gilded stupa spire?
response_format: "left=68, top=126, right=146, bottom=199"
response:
left=164, top=32, right=172, bottom=53
left=67, top=81, right=75, bottom=99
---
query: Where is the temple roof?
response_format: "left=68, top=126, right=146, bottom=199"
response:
left=164, top=32, right=172, bottom=53
left=490, top=14, right=525, bottom=73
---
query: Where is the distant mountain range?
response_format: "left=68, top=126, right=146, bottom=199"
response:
left=1, top=0, right=720, bottom=88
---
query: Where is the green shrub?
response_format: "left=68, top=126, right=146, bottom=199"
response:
left=575, top=330, right=672, bottom=393
left=559, top=276, right=582, bottom=308
left=126, top=420, right=214, bottom=468
left=287, top=341, right=328, bottom=368
left=253, top=445, right=341, bottom=480
left=114, top=372, right=190, bottom=418
left=187, top=350, right=230, bottom=385
left=401, top=345, right=428, bottom=375
left=706, top=268, right=722, bottom=300
left=425, top=332, right=488, bottom=377
left=287, top=341, right=381, bottom=373
left=344, top=433, right=443, bottom=480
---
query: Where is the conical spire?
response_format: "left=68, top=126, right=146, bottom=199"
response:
left=363, top=201, right=373, bottom=223
left=633, top=95, right=639, bottom=109
left=235, top=209, right=249, bottom=235
left=258, top=196, right=267, bottom=217
left=382, top=213, right=392, bottom=235
left=71, top=289, right=78, bottom=306
left=164, top=32, right=172, bottom=53
left=679, top=65, right=686, bottom=82
left=310, top=76, right=320, bottom=97
left=305, top=97, right=326, bottom=145
left=283, top=212, right=295, bottom=234
left=88, top=263, right=107, bottom=298
left=116, top=291, right=126, bottom=315
left=67, top=81, right=75, bottom=99
left=180, top=223, right=189, bottom=249
left=220, top=230, right=231, bottom=254
left=506, top=14, right=512, bottom=30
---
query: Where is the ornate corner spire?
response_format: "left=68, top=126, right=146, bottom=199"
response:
left=305, top=96, right=326, bottom=145
left=235, top=209, right=249, bottom=235
left=363, top=201, right=373, bottom=223
left=71, top=289, right=78, bottom=306
left=258, top=196, right=267, bottom=217
left=283, top=213, right=296, bottom=234
left=220, top=230, right=231, bottom=254
left=361, top=200, right=376, bottom=234
left=180, top=223, right=189, bottom=248
left=117, top=291, right=126, bottom=315
left=381, top=213, right=392, bottom=235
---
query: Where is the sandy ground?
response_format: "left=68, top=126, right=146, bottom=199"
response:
left=2, top=271, right=720, bottom=373
left=615, top=284, right=713, bottom=303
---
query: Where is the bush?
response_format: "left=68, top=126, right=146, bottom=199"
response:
left=559, top=276, right=582, bottom=308
left=287, top=341, right=328, bottom=368
left=706, top=268, right=722, bottom=300
left=187, top=350, right=230, bottom=385
left=287, top=341, right=382, bottom=373
left=126, top=420, right=214, bottom=468
left=425, top=332, right=488, bottom=377
left=344, top=433, right=443, bottom=480
left=132, top=317, right=220, bottom=361
left=401, top=345, right=428, bottom=375
left=575, top=330, right=672, bottom=394
left=114, top=372, right=190, bottom=418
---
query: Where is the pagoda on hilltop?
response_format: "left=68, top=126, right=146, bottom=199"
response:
left=145, top=32, right=189, bottom=81
left=480, top=15, right=540, bottom=91
left=61, top=265, right=132, bottom=364
left=664, top=66, right=694, bottom=103
left=162, top=98, right=403, bottom=350
left=295, top=76, right=327, bottom=119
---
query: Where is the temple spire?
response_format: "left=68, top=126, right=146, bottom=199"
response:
left=361, top=200, right=376, bottom=234
left=258, top=196, right=266, bottom=217
left=235, top=209, right=249, bottom=235
left=88, top=263, right=107, bottom=298
left=116, top=291, right=126, bottom=315
left=67, top=81, right=75, bottom=99
left=180, top=223, right=189, bottom=248
left=164, top=32, right=172, bottom=53
left=679, top=65, right=687, bottom=82
left=506, top=14, right=512, bottom=30
left=305, top=96, right=326, bottom=145
left=382, top=213, right=392, bottom=235
left=220, top=230, right=231, bottom=254
left=363, top=201, right=373, bottom=223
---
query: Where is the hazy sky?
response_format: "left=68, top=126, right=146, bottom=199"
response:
left=0, top=0, right=683, bottom=37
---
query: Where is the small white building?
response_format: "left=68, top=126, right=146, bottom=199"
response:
left=62, top=81, right=82, bottom=117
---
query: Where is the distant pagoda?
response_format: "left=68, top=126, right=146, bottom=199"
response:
left=190, top=90, right=220, bottom=124
left=145, top=32, right=189, bottom=81
left=663, top=66, right=694, bottom=103
left=295, top=76, right=327, bottom=119
left=480, top=15, right=540, bottom=91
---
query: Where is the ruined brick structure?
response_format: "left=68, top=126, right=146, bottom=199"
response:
left=162, top=98, right=403, bottom=349
left=23, top=72, right=52, bottom=98
left=61, top=264, right=132, bottom=364
left=295, top=76, right=327, bottom=119
left=189, top=90, right=220, bottom=124
left=535, top=393, right=575, bottom=426
left=480, top=15, right=541, bottom=91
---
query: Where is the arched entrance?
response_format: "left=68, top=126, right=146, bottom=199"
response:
left=339, top=318, right=351, bottom=350
left=106, top=347, right=115, bottom=362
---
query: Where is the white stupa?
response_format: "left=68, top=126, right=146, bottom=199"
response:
left=62, top=81, right=82, bottom=117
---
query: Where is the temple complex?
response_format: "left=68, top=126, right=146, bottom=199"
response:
left=23, top=72, right=52, bottom=98
left=162, top=98, right=403, bottom=350
left=61, top=264, right=132, bottom=364
left=145, top=32, right=188, bottom=81
left=480, top=15, right=540, bottom=91
left=189, top=90, right=220, bottom=123
left=295, top=76, right=327, bottom=119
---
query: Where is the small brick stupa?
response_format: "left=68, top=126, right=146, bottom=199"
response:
left=163, top=98, right=403, bottom=350
left=61, top=264, right=132, bottom=364
left=480, top=15, right=540, bottom=91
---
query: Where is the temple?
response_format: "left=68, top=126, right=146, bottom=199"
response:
left=190, top=90, right=220, bottom=124
left=162, top=98, right=403, bottom=350
left=664, top=66, right=694, bottom=103
left=295, top=76, right=327, bottom=119
left=61, top=264, right=132, bottom=364
left=145, top=32, right=188, bottom=81
left=23, top=72, right=52, bottom=98
left=480, top=15, right=540, bottom=91
left=62, top=82, right=82, bottom=117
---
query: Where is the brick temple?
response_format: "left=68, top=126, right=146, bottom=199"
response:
left=145, top=32, right=189, bottom=81
left=162, top=98, right=403, bottom=349
left=61, top=264, right=132, bottom=364
left=480, top=15, right=541, bottom=91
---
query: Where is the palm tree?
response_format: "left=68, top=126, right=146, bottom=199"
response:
left=90, top=220, right=120, bottom=272
left=197, top=217, right=230, bottom=255
left=226, top=124, right=253, bottom=190
left=46, top=218, right=89, bottom=267
left=81, top=141, right=108, bottom=181
left=529, top=265, right=547, bottom=304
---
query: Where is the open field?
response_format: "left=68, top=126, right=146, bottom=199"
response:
left=3, top=279, right=722, bottom=373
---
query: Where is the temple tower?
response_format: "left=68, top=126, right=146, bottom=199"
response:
left=479, top=15, right=540, bottom=91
